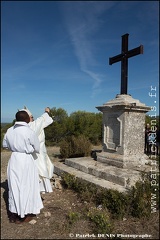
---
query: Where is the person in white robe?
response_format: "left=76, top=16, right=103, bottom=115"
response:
left=3, top=111, right=43, bottom=223
left=21, top=106, right=54, bottom=193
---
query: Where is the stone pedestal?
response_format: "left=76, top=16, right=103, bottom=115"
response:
left=96, top=94, right=151, bottom=168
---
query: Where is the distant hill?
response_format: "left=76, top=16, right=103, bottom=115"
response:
left=1, top=123, right=11, bottom=127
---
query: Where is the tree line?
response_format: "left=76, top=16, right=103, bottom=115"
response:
left=1, top=108, right=103, bottom=147
left=1, top=107, right=159, bottom=147
left=45, top=108, right=103, bottom=146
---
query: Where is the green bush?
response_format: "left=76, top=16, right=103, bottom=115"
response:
left=127, top=173, right=159, bottom=218
left=62, top=173, right=128, bottom=219
left=95, top=189, right=128, bottom=219
left=87, top=208, right=113, bottom=234
left=59, top=135, right=91, bottom=159
left=62, top=174, right=77, bottom=189
left=67, top=211, right=81, bottom=225
left=61, top=172, right=159, bottom=219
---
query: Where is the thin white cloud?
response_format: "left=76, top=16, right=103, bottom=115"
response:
left=60, top=1, right=115, bottom=97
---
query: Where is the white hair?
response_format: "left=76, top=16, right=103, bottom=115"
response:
left=20, top=106, right=32, bottom=117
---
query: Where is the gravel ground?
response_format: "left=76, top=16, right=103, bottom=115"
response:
left=1, top=147, right=159, bottom=239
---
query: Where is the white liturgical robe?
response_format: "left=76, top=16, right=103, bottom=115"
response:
left=3, top=121, right=43, bottom=218
left=28, top=112, right=54, bottom=193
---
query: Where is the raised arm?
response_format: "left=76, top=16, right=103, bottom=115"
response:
left=29, top=107, right=53, bottom=135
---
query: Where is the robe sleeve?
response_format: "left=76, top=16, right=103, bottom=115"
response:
left=29, top=113, right=53, bottom=135
left=2, top=133, right=8, bottom=148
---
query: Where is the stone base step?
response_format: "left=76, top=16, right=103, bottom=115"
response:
left=64, top=157, right=143, bottom=188
left=97, top=152, right=124, bottom=168
left=96, top=152, right=151, bottom=169
left=54, top=161, right=127, bottom=192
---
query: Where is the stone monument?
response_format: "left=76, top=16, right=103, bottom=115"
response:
left=53, top=33, right=152, bottom=192
left=96, top=33, right=151, bottom=169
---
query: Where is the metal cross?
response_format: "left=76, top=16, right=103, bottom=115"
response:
left=109, top=33, right=143, bottom=94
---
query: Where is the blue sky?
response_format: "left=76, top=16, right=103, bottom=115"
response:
left=1, top=1, right=159, bottom=122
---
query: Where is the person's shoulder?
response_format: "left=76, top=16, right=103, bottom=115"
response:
left=6, top=125, right=14, bottom=132
left=27, top=126, right=35, bottom=133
